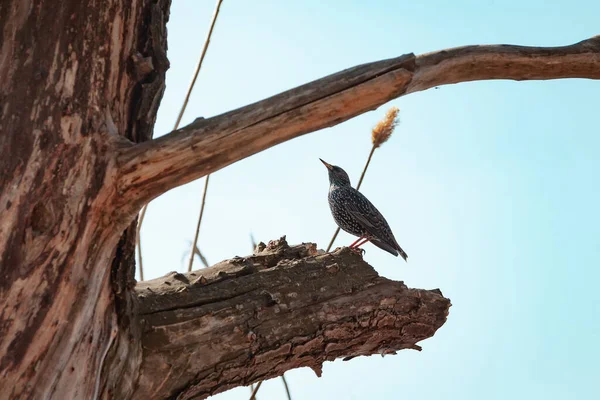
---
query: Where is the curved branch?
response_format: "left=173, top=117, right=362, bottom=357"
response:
left=117, top=36, right=600, bottom=211
left=133, top=238, right=450, bottom=399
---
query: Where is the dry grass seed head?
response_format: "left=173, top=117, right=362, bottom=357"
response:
left=371, top=106, right=399, bottom=148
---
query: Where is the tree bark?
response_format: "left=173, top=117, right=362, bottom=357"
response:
left=134, top=238, right=450, bottom=399
left=0, top=0, right=170, bottom=397
left=117, top=36, right=600, bottom=212
left=0, top=0, right=598, bottom=398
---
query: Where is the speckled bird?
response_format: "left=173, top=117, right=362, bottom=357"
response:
left=320, top=159, right=408, bottom=260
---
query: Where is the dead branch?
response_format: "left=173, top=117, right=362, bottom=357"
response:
left=133, top=237, right=450, bottom=399
left=116, top=36, right=600, bottom=212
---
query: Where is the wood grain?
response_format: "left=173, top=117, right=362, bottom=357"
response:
left=1, top=0, right=596, bottom=395
left=0, top=0, right=170, bottom=398
left=117, top=36, right=600, bottom=213
left=134, top=238, right=450, bottom=399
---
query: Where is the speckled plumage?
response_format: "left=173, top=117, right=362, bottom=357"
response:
left=321, top=159, right=408, bottom=260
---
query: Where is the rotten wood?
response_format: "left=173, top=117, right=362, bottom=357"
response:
left=116, top=36, right=600, bottom=212
left=0, top=0, right=170, bottom=398
left=134, top=238, right=450, bottom=399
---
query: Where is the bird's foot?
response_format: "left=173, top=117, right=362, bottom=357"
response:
left=349, top=247, right=366, bottom=256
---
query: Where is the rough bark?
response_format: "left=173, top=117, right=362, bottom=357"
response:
left=0, top=0, right=598, bottom=398
left=117, top=36, right=600, bottom=211
left=134, top=238, right=450, bottom=399
left=0, top=0, right=170, bottom=398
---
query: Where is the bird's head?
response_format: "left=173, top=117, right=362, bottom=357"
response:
left=320, top=159, right=351, bottom=187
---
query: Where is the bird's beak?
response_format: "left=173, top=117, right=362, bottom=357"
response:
left=319, top=158, right=333, bottom=170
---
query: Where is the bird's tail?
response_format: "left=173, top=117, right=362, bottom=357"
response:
left=370, top=239, right=408, bottom=261
left=397, top=246, right=408, bottom=262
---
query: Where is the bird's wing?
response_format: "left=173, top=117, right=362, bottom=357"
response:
left=343, top=189, right=403, bottom=253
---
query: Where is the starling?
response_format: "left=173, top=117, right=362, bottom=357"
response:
left=320, top=159, right=408, bottom=260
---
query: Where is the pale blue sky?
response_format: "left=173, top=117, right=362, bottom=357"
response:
left=139, top=1, right=600, bottom=399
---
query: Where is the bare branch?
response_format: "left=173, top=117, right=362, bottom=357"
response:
left=117, top=36, right=600, bottom=211
left=133, top=237, right=450, bottom=399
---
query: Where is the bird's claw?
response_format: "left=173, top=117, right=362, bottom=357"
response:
left=349, top=247, right=366, bottom=256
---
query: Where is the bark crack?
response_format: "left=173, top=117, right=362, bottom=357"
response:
left=133, top=238, right=450, bottom=399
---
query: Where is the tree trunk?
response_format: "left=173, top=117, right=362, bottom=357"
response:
left=0, top=0, right=169, bottom=397
left=1, top=1, right=598, bottom=398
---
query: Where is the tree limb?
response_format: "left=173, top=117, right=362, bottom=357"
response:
left=133, top=237, right=450, bottom=399
left=116, top=36, right=600, bottom=211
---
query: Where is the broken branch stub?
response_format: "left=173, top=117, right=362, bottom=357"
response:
left=134, top=237, right=450, bottom=399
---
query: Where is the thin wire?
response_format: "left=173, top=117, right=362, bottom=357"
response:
left=326, top=144, right=376, bottom=252
left=188, top=175, right=210, bottom=272
left=136, top=0, right=224, bottom=279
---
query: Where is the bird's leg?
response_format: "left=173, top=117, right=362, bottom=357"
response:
left=349, top=236, right=365, bottom=248
left=354, top=237, right=370, bottom=248
left=348, top=237, right=370, bottom=256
